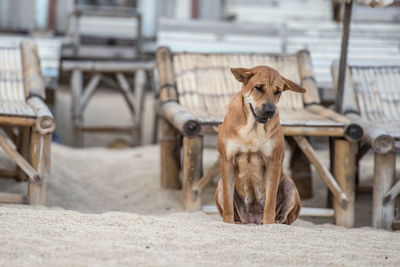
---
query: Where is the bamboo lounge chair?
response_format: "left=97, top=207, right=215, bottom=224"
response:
left=156, top=47, right=363, bottom=227
left=332, top=63, right=400, bottom=230
left=0, top=41, right=55, bottom=205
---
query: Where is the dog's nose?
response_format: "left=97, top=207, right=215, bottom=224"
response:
left=262, top=104, right=275, bottom=118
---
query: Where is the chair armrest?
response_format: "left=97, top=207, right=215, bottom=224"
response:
left=306, top=104, right=363, bottom=141
left=158, top=101, right=200, bottom=136
left=345, top=113, right=394, bottom=154
left=27, top=96, right=55, bottom=135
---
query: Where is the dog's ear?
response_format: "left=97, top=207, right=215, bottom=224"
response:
left=282, top=77, right=306, bottom=93
left=231, top=68, right=254, bottom=84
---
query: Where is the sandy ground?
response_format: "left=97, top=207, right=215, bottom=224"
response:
left=1, top=206, right=400, bottom=267
left=0, top=88, right=400, bottom=266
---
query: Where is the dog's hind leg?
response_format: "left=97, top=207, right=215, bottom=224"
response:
left=275, top=175, right=301, bottom=225
left=215, top=179, right=224, bottom=217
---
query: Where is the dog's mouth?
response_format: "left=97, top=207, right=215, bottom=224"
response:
left=249, top=104, right=269, bottom=124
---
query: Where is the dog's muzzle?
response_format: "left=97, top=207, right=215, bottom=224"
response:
left=250, top=104, right=275, bottom=124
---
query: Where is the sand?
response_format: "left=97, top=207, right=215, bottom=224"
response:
left=0, top=143, right=400, bottom=266
left=1, top=206, right=400, bottom=266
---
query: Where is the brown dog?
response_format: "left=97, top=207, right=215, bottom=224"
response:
left=215, top=66, right=304, bottom=225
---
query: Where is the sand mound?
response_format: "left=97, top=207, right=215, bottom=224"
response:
left=0, top=206, right=399, bottom=266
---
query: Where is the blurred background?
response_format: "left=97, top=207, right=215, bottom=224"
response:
left=0, top=0, right=399, bottom=147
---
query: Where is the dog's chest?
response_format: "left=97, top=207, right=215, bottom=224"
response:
left=234, top=152, right=267, bottom=205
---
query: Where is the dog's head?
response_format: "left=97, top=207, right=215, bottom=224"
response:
left=231, top=66, right=306, bottom=124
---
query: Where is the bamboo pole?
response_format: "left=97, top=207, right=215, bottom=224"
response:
left=333, top=139, right=356, bottom=227
left=192, top=157, right=220, bottom=200
left=293, top=136, right=348, bottom=208
left=160, top=101, right=200, bottom=136
left=71, top=69, right=83, bottom=147
left=0, top=134, right=41, bottom=184
left=21, top=41, right=45, bottom=99
left=0, top=193, right=27, bottom=204
left=28, top=131, right=51, bottom=205
left=27, top=96, right=56, bottom=135
left=372, top=152, right=395, bottom=230
left=156, top=47, right=178, bottom=102
left=156, top=47, right=181, bottom=189
left=182, top=135, right=203, bottom=211
left=0, top=116, right=35, bottom=127
left=383, top=180, right=400, bottom=205
left=159, top=118, right=181, bottom=189
left=287, top=137, right=312, bottom=199
left=297, top=49, right=320, bottom=105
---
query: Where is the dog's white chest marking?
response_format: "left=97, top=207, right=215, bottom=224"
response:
left=225, top=111, right=276, bottom=158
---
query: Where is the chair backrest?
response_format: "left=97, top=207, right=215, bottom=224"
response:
left=0, top=44, right=25, bottom=102
left=172, top=51, right=319, bottom=119
left=349, top=65, right=400, bottom=123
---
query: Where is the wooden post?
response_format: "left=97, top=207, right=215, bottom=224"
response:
left=182, top=135, right=203, bottom=211
left=373, top=152, right=395, bottom=230
left=71, top=69, right=83, bottom=147
left=156, top=47, right=181, bottom=188
left=336, top=0, right=353, bottom=113
left=333, top=139, right=356, bottom=227
left=159, top=118, right=181, bottom=189
left=28, top=131, right=51, bottom=205
left=16, top=127, right=31, bottom=181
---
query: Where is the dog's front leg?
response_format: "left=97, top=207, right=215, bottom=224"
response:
left=221, top=155, right=235, bottom=223
left=262, top=160, right=282, bottom=224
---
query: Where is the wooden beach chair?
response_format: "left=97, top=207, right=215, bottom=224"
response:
left=0, top=41, right=55, bottom=205
left=156, top=48, right=363, bottom=227
left=332, top=63, right=400, bottom=230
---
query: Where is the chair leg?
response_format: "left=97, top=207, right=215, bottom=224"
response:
left=71, top=69, right=83, bottom=147
left=182, top=135, right=203, bottom=211
left=16, top=127, right=31, bottom=181
left=28, top=131, right=51, bottom=205
left=333, top=139, right=356, bottom=227
left=159, top=118, right=181, bottom=189
left=287, top=137, right=312, bottom=199
left=373, top=152, right=395, bottom=230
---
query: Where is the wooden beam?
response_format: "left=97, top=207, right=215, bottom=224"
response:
left=333, top=139, right=356, bottom=228
left=373, top=152, right=395, bottom=230
left=81, top=125, right=137, bottom=133
left=192, top=157, right=220, bottom=200
left=160, top=101, right=200, bottom=136
left=293, top=136, right=348, bottom=208
left=383, top=180, right=400, bottom=205
left=80, top=74, right=102, bottom=113
left=0, top=134, right=41, bottom=184
left=159, top=118, right=181, bottom=189
left=0, top=116, right=35, bottom=127
left=182, top=135, right=203, bottom=211
left=27, top=96, right=55, bottom=135
left=0, top=193, right=27, bottom=204
left=336, top=0, right=354, bottom=113
left=28, top=131, right=50, bottom=205
left=156, top=47, right=178, bottom=102
left=62, top=60, right=154, bottom=72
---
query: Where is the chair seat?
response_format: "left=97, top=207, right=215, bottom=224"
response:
left=183, top=106, right=345, bottom=127
left=0, top=101, right=35, bottom=118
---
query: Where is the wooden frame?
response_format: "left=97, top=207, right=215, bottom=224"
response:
left=332, top=62, right=400, bottom=230
left=156, top=47, right=362, bottom=227
left=0, top=41, right=55, bottom=205
left=64, top=6, right=143, bottom=60
left=61, top=60, right=155, bottom=147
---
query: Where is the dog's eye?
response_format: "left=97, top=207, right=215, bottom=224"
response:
left=274, top=87, right=281, bottom=96
left=254, top=85, right=264, bottom=93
